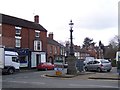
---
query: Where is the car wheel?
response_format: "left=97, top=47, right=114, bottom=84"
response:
left=8, top=68, right=14, bottom=74
left=37, top=69, right=40, bottom=71
left=52, top=67, right=54, bottom=70
left=97, top=68, right=102, bottom=72
left=84, top=67, right=88, bottom=71
left=107, top=69, right=111, bottom=72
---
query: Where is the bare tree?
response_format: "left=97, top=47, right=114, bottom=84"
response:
left=104, top=35, right=120, bottom=60
left=109, top=35, right=120, bottom=49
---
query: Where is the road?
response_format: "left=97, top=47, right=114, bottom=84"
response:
left=1, top=67, right=119, bottom=89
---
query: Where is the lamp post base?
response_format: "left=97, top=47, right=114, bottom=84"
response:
left=66, top=55, right=77, bottom=75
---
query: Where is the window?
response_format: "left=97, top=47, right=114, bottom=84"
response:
left=12, top=57, right=19, bottom=62
left=34, top=40, right=42, bottom=51
left=93, top=61, right=100, bottom=64
left=15, top=36, right=21, bottom=48
left=55, top=47, right=57, bottom=54
left=16, top=38, right=21, bottom=47
left=35, top=30, right=40, bottom=37
left=87, top=61, right=93, bottom=64
left=15, top=26, right=22, bottom=35
left=60, top=48, right=63, bottom=55
left=50, top=46, right=53, bottom=54
left=101, top=60, right=109, bottom=63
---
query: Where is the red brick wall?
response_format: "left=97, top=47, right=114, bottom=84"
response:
left=21, top=28, right=29, bottom=48
left=28, top=29, right=35, bottom=50
left=2, top=24, right=15, bottom=47
left=40, top=31, right=47, bottom=52
left=1, top=24, right=47, bottom=52
left=47, top=44, right=61, bottom=60
left=47, top=44, right=53, bottom=58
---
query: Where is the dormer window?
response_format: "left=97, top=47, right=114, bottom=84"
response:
left=15, top=26, right=22, bottom=35
left=35, top=30, right=40, bottom=37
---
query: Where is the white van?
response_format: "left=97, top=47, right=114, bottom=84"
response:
left=116, top=51, right=120, bottom=74
left=0, top=47, right=20, bottom=74
left=116, top=51, right=120, bottom=62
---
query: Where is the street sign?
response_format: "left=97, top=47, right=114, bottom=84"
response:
left=54, top=60, right=64, bottom=76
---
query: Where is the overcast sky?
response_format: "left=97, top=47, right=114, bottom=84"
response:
left=0, top=0, right=119, bottom=46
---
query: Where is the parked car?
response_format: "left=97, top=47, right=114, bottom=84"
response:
left=84, top=59, right=112, bottom=72
left=37, top=63, right=54, bottom=71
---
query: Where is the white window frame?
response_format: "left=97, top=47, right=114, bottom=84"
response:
left=15, top=39, right=21, bottom=48
left=34, top=40, right=42, bottom=51
left=35, top=30, right=40, bottom=38
left=15, top=26, right=22, bottom=35
left=15, top=36, right=21, bottom=48
left=55, top=47, right=57, bottom=54
left=60, top=48, right=63, bottom=55
left=50, top=46, right=52, bottom=54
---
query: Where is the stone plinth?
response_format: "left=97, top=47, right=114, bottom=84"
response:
left=66, top=55, right=77, bottom=75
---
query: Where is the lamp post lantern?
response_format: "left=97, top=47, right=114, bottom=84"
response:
left=69, top=20, right=74, bottom=56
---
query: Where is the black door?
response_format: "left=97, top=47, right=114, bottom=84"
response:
left=36, top=54, right=41, bottom=66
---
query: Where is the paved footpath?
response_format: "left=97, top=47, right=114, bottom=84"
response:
left=45, top=67, right=120, bottom=81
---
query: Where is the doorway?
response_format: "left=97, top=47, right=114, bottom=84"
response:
left=36, top=54, right=41, bottom=66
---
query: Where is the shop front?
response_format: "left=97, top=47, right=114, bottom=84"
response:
left=18, top=49, right=30, bottom=68
left=31, top=51, right=46, bottom=68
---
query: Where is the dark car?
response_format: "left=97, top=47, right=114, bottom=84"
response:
left=37, top=63, right=54, bottom=71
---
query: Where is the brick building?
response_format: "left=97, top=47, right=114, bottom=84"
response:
left=47, top=32, right=65, bottom=64
left=0, top=14, right=47, bottom=68
left=65, top=43, right=97, bottom=60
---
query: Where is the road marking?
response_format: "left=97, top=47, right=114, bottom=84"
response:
left=61, top=78, right=73, bottom=80
left=4, top=80, right=46, bottom=85
left=69, top=84, right=119, bottom=88
left=41, top=74, right=54, bottom=79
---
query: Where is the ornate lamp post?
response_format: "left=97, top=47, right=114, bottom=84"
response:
left=66, top=20, right=77, bottom=75
left=69, top=20, right=74, bottom=56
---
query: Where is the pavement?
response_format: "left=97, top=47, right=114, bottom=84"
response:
left=45, top=69, right=120, bottom=80
left=88, top=72, right=120, bottom=80
left=19, top=68, right=120, bottom=80
left=45, top=71, right=96, bottom=78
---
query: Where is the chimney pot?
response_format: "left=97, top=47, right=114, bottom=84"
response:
left=34, top=15, right=39, bottom=23
left=48, top=32, right=53, bottom=39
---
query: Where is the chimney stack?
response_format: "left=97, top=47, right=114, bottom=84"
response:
left=48, top=32, right=53, bottom=39
left=34, top=15, right=39, bottom=23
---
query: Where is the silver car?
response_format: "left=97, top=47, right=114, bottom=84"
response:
left=84, top=59, right=112, bottom=72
